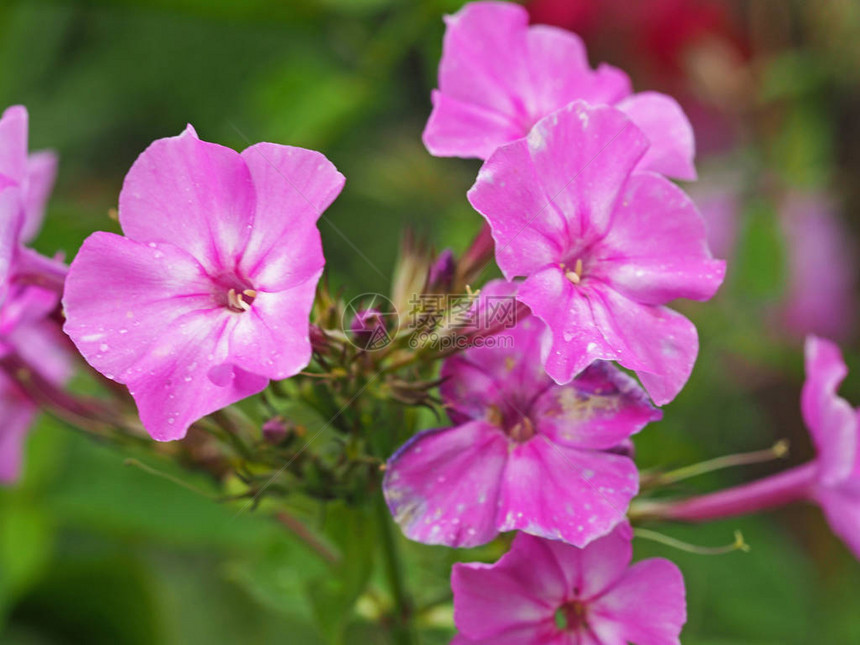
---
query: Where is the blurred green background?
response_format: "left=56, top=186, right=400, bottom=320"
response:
left=1, top=0, right=859, bottom=643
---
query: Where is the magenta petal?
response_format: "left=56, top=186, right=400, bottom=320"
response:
left=590, top=558, right=687, bottom=645
left=525, top=102, right=649, bottom=239
left=0, top=106, right=28, bottom=186
left=452, top=533, right=566, bottom=639
left=526, top=26, right=631, bottom=112
left=518, top=266, right=612, bottom=383
left=63, top=232, right=265, bottom=440
left=423, top=91, right=525, bottom=160
left=435, top=2, right=530, bottom=139
left=815, top=482, right=860, bottom=560
left=468, top=138, right=567, bottom=278
left=238, top=143, right=341, bottom=291
left=118, top=126, right=255, bottom=273
left=224, top=276, right=319, bottom=380
left=450, top=624, right=563, bottom=645
left=594, top=172, right=725, bottom=305
left=383, top=421, right=509, bottom=548
left=532, top=362, right=661, bottom=450
left=20, top=150, right=58, bottom=243
left=0, top=374, right=37, bottom=484
left=802, top=336, right=858, bottom=485
left=0, top=187, right=24, bottom=302
left=499, top=437, right=638, bottom=546
left=616, top=92, right=696, bottom=180
left=441, top=315, right=549, bottom=422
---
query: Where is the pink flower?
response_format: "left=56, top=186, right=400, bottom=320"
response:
left=0, top=106, right=61, bottom=302
left=468, top=102, right=725, bottom=405
left=650, top=337, right=860, bottom=559
left=451, top=525, right=687, bottom=644
left=780, top=192, right=857, bottom=341
left=383, top=312, right=660, bottom=548
left=0, top=105, right=57, bottom=245
left=423, top=1, right=696, bottom=180
left=63, top=126, right=344, bottom=441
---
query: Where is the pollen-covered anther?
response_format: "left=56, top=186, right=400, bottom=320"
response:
left=565, top=258, right=584, bottom=285
left=227, top=288, right=256, bottom=312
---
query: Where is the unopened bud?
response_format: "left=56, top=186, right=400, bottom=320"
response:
left=262, top=416, right=290, bottom=444
left=427, top=248, right=455, bottom=292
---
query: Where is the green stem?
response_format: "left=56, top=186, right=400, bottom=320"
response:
left=375, top=491, right=417, bottom=645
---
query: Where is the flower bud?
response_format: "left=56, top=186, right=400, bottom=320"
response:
left=262, top=416, right=290, bottom=444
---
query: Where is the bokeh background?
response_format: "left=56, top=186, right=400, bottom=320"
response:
left=1, top=0, right=859, bottom=643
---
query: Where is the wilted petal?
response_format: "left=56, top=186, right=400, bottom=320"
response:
left=533, top=362, right=661, bottom=450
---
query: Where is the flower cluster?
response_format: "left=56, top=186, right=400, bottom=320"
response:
left=1, top=1, right=857, bottom=643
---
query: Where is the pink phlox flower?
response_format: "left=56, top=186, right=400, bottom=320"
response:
left=468, top=102, right=725, bottom=405
left=423, top=1, right=696, bottom=181
left=384, top=293, right=660, bottom=548
left=63, top=126, right=344, bottom=441
left=451, top=524, right=687, bottom=644
left=802, top=336, right=860, bottom=559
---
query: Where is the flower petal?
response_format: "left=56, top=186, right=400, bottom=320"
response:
left=526, top=26, right=631, bottom=112
left=20, top=150, right=58, bottom=243
left=532, top=362, right=661, bottom=450
left=223, top=274, right=319, bottom=380
left=0, top=187, right=24, bottom=303
left=452, top=533, right=568, bottom=639
left=0, top=374, right=36, bottom=484
left=524, top=102, right=649, bottom=240
left=814, top=479, right=860, bottom=560
left=238, top=143, right=341, bottom=291
left=498, top=436, right=638, bottom=547
left=590, top=558, right=687, bottom=645
left=118, top=125, right=255, bottom=273
left=63, top=232, right=266, bottom=440
left=0, top=105, right=28, bottom=186
left=616, top=92, right=696, bottom=180
left=430, top=1, right=531, bottom=154
left=383, top=420, right=509, bottom=548
left=594, top=172, right=725, bottom=305
left=423, top=91, right=525, bottom=160
left=802, top=336, right=859, bottom=485
left=468, top=137, right=568, bottom=278
left=441, top=315, right=550, bottom=423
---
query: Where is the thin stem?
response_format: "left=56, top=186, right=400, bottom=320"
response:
left=124, top=458, right=218, bottom=500
left=634, top=528, right=751, bottom=555
left=645, top=440, right=790, bottom=488
left=374, top=490, right=417, bottom=645
left=275, top=511, right=340, bottom=566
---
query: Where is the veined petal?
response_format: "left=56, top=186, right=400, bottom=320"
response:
left=0, top=374, right=36, bottom=484
left=436, top=2, right=531, bottom=132
left=118, top=125, right=255, bottom=273
left=383, top=420, right=509, bottom=548
left=526, top=26, right=631, bottom=113
left=594, top=172, right=725, bottom=305
left=616, top=92, right=696, bottom=180
left=0, top=106, right=28, bottom=186
left=452, top=533, right=567, bottom=639
left=498, top=437, right=638, bottom=547
left=224, top=273, right=319, bottom=380
left=589, top=558, right=686, bottom=645
left=802, top=336, right=859, bottom=485
left=525, top=102, right=649, bottom=240
left=468, top=138, right=568, bottom=278
left=21, top=150, right=58, bottom=243
left=238, top=143, right=340, bottom=291
left=423, top=91, right=524, bottom=160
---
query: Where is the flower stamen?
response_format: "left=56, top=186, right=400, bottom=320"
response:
left=227, top=288, right=256, bottom=312
left=565, top=258, right=584, bottom=285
